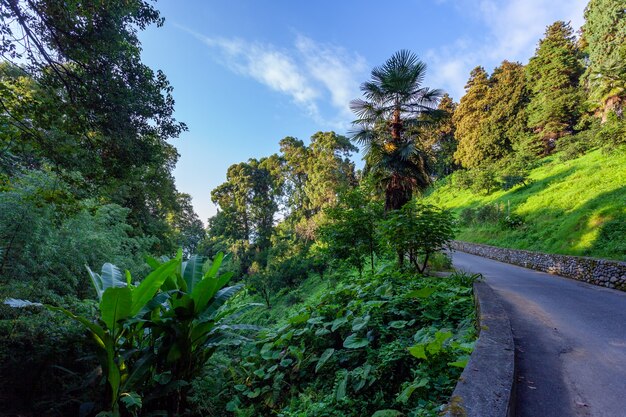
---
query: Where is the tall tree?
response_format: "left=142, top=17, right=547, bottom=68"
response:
left=454, top=63, right=529, bottom=167
left=482, top=61, right=529, bottom=158
left=278, top=132, right=357, bottom=241
left=421, top=93, right=458, bottom=177
left=351, top=50, right=441, bottom=211
left=582, top=0, right=626, bottom=120
left=0, top=0, right=187, bottom=248
left=304, top=131, right=358, bottom=214
left=526, top=21, right=584, bottom=153
left=209, top=157, right=282, bottom=271
left=453, top=67, right=491, bottom=168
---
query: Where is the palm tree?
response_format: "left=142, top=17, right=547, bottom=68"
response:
left=350, top=50, right=442, bottom=211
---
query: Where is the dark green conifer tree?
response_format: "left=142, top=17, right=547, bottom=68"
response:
left=422, top=93, right=458, bottom=177
left=453, top=67, right=491, bottom=168
left=482, top=61, right=529, bottom=160
left=454, top=63, right=529, bottom=168
left=526, top=21, right=584, bottom=154
left=582, top=0, right=626, bottom=120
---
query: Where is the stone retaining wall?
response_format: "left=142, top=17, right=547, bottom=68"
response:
left=451, top=241, right=626, bottom=291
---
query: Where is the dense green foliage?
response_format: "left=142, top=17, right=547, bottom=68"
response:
left=526, top=21, right=584, bottom=153
left=379, top=202, right=456, bottom=273
left=8, top=252, right=248, bottom=416
left=454, top=62, right=530, bottom=168
left=199, top=268, right=477, bottom=417
left=582, top=0, right=626, bottom=118
left=421, top=94, right=458, bottom=178
left=1, top=0, right=625, bottom=416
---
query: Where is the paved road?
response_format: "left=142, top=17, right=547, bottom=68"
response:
left=452, top=251, right=626, bottom=417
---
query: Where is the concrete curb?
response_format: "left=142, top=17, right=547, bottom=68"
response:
left=443, top=281, right=515, bottom=417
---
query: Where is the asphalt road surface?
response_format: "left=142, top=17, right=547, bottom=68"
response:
left=452, top=251, right=626, bottom=417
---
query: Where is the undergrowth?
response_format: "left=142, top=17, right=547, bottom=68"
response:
left=190, top=265, right=478, bottom=417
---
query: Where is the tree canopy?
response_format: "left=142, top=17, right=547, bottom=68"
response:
left=350, top=50, right=441, bottom=210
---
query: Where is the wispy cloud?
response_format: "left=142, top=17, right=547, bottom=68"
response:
left=178, top=25, right=367, bottom=129
left=426, top=0, right=587, bottom=100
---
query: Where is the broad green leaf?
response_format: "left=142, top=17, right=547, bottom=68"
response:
left=448, top=356, right=470, bottom=368
left=122, top=351, right=155, bottom=391
left=4, top=298, right=43, bottom=308
left=191, top=270, right=234, bottom=314
left=46, top=305, right=106, bottom=347
left=343, top=333, right=370, bottom=349
left=331, top=316, right=348, bottom=332
left=205, top=252, right=224, bottom=279
left=336, top=372, right=348, bottom=401
left=351, top=315, right=370, bottom=331
left=389, top=320, right=408, bottom=329
left=315, top=348, right=335, bottom=373
left=101, top=263, right=125, bottom=292
left=120, top=392, right=142, bottom=410
left=396, top=378, right=428, bottom=403
left=199, top=284, right=243, bottom=319
left=131, top=258, right=180, bottom=316
left=145, top=256, right=161, bottom=269
left=371, top=410, right=403, bottom=417
left=408, top=344, right=427, bottom=359
left=289, top=312, right=310, bottom=325
left=100, top=287, right=132, bottom=332
left=183, top=255, right=205, bottom=291
left=405, top=287, right=436, bottom=299
left=86, top=266, right=104, bottom=300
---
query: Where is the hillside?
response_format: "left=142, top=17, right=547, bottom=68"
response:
left=424, top=149, right=626, bottom=261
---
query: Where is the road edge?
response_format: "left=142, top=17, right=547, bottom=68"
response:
left=442, top=281, right=516, bottom=417
left=450, top=240, right=626, bottom=291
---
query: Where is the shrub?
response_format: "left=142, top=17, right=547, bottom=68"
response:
left=556, top=130, right=596, bottom=161
left=500, top=214, right=524, bottom=229
left=597, top=111, right=626, bottom=152
left=452, top=170, right=473, bottom=190
left=501, top=174, right=529, bottom=190
left=427, top=252, right=453, bottom=271
left=470, top=168, right=499, bottom=194
left=474, top=203, right=503, bottom=224
left=458, top=208, right=475, bottom=226
left=379, top=200, right=456, bottom=272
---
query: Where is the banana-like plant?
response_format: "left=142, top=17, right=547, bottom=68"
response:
left=5, top=251, right=253, bottom=416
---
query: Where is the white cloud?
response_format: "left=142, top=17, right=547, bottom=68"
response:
left=426, top=0, right=588, bottom=100
left=295, top=35, right=368, bottom=120
left=179, top=25, right=368, bottom=129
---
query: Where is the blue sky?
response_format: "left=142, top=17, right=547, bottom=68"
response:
left=138, top=0, right=587, bottom=223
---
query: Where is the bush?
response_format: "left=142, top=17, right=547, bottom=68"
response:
left=470, top=168, right=499, bottom=195
left=501, top=174, right=530, bottom=190
left=556, top=130, right=596, bottom=161
left=427, top=252, right=453, bottom=271
left=474, top=203, right=503, bottom=224
left=451, top=170, right=473, bottom=190
left=597, top=111, right=626, bottom=152
left=499, top=214, right=524, bottom=229
left=378, top=200, right=456, bottom=273
left=7, top=252, right=251, bottom=416
left=458, top=208, right=475, bottom=226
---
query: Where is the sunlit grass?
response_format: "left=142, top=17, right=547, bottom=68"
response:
left=424, top=148, right=626, bottom=260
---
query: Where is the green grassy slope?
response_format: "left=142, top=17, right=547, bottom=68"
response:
left=424, top=149, right=626, bottom=261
